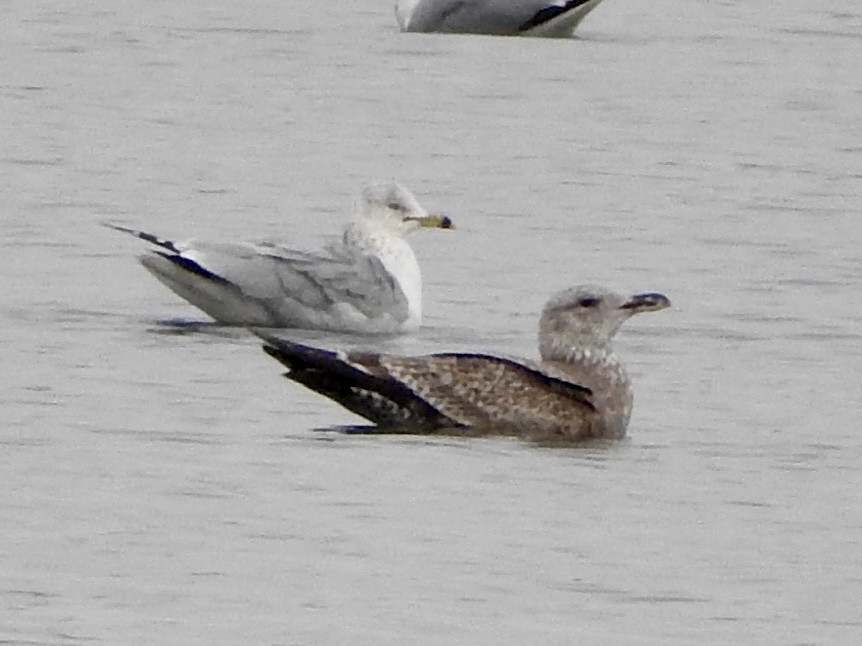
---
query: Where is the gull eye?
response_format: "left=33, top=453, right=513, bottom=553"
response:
left=387, top=201, right=405, bottom=212
left=577, top=297, right=600, bottom=308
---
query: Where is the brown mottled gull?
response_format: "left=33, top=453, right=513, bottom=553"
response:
left=106, top=183, right=453, bottom=334
left=261, top=285, right=670, bottom=442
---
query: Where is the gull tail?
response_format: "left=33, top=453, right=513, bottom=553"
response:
left=519, top=0, right=603, bottom=36
left=105, top=222, right=225, bottom=283
left=103, top=222, right=181, bottom=254
left=261, top=336, right=456, bottom=429
left=106, top=221, right=275, bottom=325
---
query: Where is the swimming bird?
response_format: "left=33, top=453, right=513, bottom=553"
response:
left=395, top=0, right=604, bottom=37
left=107, top=183, right=453, bottom=334
left=261, top=285, right=670, bottom=443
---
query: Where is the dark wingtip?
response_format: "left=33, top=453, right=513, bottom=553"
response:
left=261, top=336, right=302, bottom=371
left=103, top=221, right=133, bottom=234
left=149, top=252, right=229, bottom=284
left=518, top=0, right=594, bottom=32
left=261, top=334, right=298, bottom=358
left=260, top=336, right=341, bottom=373
left=262, top=341, right=280, bottom=359
left=106, top=223, right=182, bottom=254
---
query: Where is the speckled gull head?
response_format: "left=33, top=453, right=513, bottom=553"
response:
left=359, top=183, right=454, bottom=234
left=539, top=285, right=671, bottom=361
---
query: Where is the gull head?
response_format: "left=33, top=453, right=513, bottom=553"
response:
left=360, top=182, right=454, bottom=235
left=539, top=285, right=670, bottom=360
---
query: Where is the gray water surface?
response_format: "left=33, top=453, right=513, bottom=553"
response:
left=2, top=1, right=861, bottom=644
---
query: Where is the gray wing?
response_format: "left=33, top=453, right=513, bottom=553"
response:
left=405, top=0, right=596, bottom=35
left=107, top=222, right=411, bottom=328
left=252, top=242, right=409, bottom=320
left=152, top=239, right=408, bottom=322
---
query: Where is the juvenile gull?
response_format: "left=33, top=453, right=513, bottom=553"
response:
left=395, top=0, right=604, bottom=37
left=261, top=285, right=670, bottom=443
left=107, top=183, right=453, bottom=334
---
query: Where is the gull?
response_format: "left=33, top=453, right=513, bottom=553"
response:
left=107, top=183, right=453, bottom=334
left=261, top=285, right=670, bottom=443
left=395, top=0, right=604, bottom=37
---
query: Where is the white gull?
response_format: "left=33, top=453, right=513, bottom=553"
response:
left=395, top=0, right=604, bottom=37
left=108, top=183, right=453, bottom=334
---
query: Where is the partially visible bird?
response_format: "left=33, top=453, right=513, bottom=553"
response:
left=261, top=285, right=670, bottom=443
left=107, top=183, right=453, bottom=334
left=395, top=0, right=604, bottom=38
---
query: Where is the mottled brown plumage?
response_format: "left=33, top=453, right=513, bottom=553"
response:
left=262, top=285, right=670, bottom=443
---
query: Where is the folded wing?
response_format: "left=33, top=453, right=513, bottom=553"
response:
left=107, top=224, right=410, bottom=330
left=263, top=337, right=596, bottom=437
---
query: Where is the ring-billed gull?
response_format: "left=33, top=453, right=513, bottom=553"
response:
left=108, top=183, right=453, bottom=333
left=261, top=285, right=670, bottom=443
left=395, top=0, right=604, bottom=37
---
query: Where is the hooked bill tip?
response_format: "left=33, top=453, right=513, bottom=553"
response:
left=619, top=293, right=671, bottom=312
left=412, top=213, right=454, bottom=229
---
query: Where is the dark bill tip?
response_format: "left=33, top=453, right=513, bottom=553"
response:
left=410, top=213, right=455, bottom=229
left=620, top=292, right=671, bottom=312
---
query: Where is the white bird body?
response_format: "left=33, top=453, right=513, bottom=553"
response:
left=341, top=218, right=424, bottom=327
left=395, top=0, right=604, bottom=38
left=109, top=183, right=453, bottom=334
